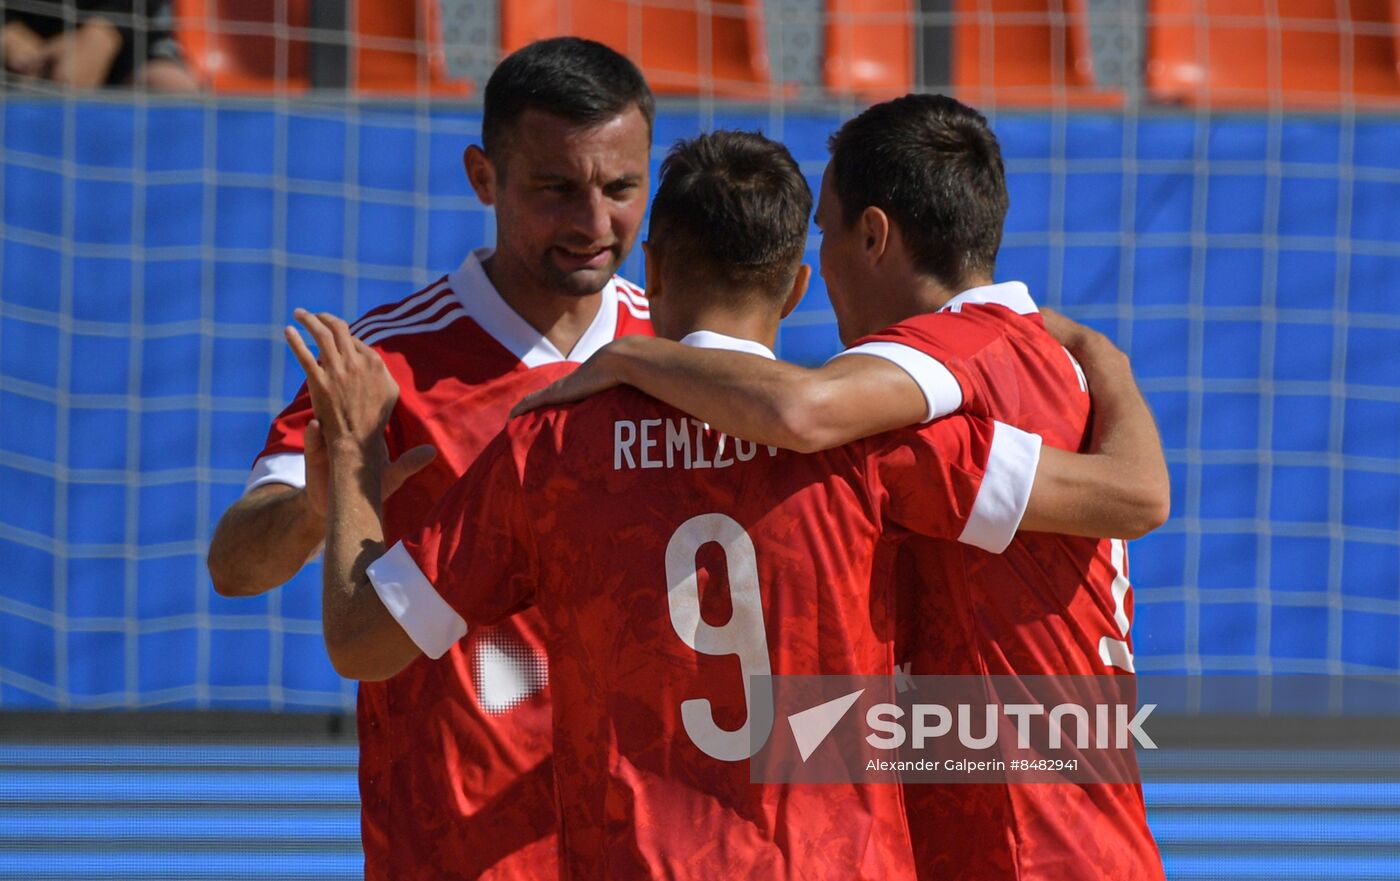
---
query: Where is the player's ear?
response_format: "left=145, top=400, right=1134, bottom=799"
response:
left=859, top=206, right=891, bottom=266
left=642, top=241, right=664, bottom=302
left=780, top=263, right=811, bottom=319
left=464, top=146, right=497, bottom=206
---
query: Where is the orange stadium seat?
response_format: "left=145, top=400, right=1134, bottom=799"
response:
left=175, top=0, right=471, bottom=95
left=174, top=0, right=311, bottom=93
left=1147, top=0, right=1400, bottom=108
left=354, top=0, right=472, bottom=96
left=500, top=0, right=777, bottom=95
left=951, top=0, right=1124, bottom=106
left=825, top=0, right=915, bottom=97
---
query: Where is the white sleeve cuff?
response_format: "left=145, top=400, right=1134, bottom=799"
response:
left=958, top=422, right=1042, bottom=553
left=831, top=342, right=964, bottom=422
left=366, top=541, right=468, bottom=660
left=246, top=452, right=308, bottom=493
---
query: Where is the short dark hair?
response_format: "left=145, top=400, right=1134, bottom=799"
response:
left=827, top=94, right=1009, bottom=290
left=648, top=130, right=812, bottom=300
left=482, top=38, right=655, bottom=157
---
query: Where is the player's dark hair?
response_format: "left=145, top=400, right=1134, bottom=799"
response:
left=482, top=37, right=655, bottom=158
left=827, top=93, right=1009, bottom=291
left=648, top=130, right=812, bottom=301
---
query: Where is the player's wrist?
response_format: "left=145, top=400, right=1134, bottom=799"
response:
left=325, top=435, right=386, bottom=468
left=326, top=442, right=389, bottom=506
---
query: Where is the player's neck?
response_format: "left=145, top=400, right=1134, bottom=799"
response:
left=667, top=309, right=779, bottom=352
left=886, top=272, right=993, bottom=325
left=483, top=256, right=604, bottom=356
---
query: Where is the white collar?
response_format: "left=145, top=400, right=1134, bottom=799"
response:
left=941, top=281, right=1038, bottom=315
left=678, top=330, right=777, bottom=359
left=447, top=247, right=623, bottom=367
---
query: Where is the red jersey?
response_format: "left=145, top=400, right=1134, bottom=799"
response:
left=843, top=281, right=1165, bottom=881
left=363, top=331, right=1044, bottom=881
left=248, top=249, right=654, bottom=881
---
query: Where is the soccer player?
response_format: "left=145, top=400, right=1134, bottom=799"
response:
left=516, top=95, right=1169, bottom=879
left=204, top=38, right=655, bottom=880
left=291, top=131, right=1167, bottom=880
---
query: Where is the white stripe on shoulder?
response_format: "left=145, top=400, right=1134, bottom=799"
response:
left=361, top=305, right=469, bottom=347
left=614, top=279, right=647, bottom=305
left=350, top=279, right=452, bottom=336
left=351, top=280, right=452, bottom=336
left=355, top=292, right=461, bottom=343
left=617, top=289, right=649, bottom=319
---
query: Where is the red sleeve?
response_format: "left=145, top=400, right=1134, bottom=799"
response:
left=365, top=423, right=543, bottom=659
left=259, top=384, right=314, bottom=458
left=866, top=416, right=1043, bottom=554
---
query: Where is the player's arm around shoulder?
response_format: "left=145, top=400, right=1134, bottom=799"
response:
left=1021, top=310, right=1171, bottom=540
left=514, top=335, right=932, bottom=453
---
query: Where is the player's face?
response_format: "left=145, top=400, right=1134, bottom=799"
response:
left=480, top=107, right=650, bottom=297
left=816, top=165, right=871, bottom=345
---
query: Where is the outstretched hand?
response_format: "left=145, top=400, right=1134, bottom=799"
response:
left=510, top=343, right=625, bottom=417
left=286, top=309, right=438, bottom=511
left=285, top=308, right=400, bottom=451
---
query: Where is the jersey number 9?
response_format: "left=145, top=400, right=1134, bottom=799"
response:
left=665, top=513, right=775, bottom=761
